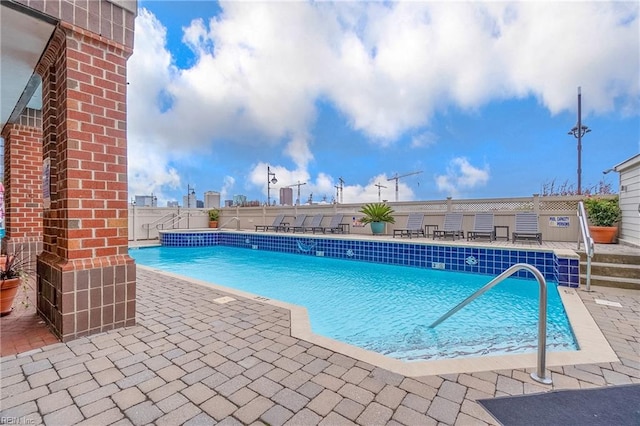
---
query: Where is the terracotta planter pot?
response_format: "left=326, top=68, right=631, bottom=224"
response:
left=589, top=226, right=617, bottom=244
left=209, top=221, right=218, bottom=228
left=1, top=278, right=21, bottom=316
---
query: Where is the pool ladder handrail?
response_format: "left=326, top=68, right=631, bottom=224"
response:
left=218, top=216, right=241, bottom=230
left=577, top=201, right=594, bottom=291
left=429, top=263, right=552, bottom=385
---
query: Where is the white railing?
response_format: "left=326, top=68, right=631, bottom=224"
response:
left=577, top=201, right=594, bottom=291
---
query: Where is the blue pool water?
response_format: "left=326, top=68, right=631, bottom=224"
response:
left=130, top=245, right=577, bottom=361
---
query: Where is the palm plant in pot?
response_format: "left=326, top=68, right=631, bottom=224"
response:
left=584, top=196, right=621, bottom=244
left=359, top=202, right=395, bottom=235
left=0, top=249, right=33, bottom=316
left=208, top=209, right=220, bottom=228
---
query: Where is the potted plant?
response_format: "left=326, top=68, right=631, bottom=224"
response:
left=358, top=202, right=395, bottom=235
left=0, top=250, right=32, bottom=316
left=584, top=196, right=621, bottom=244
left=208, top=209, right=220, bottom=228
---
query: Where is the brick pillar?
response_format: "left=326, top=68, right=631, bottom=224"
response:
left=36, top=24, right=135, bottom=341
left=1, top=113, right=44, bottom=256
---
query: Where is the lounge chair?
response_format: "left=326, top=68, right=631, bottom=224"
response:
left=287, top=214, right=308, bottom=233
left=294, top=214, right=323, bottom=233
left=433, top=212, right=464, bottom=240
left=467, top=212, right=495, bottom=241
left=512, top=212, right=542, bottom=244
left=316, top=214, right=348, bottom=234
left=255, top=214, right=287, bottom=232
left=393, top=213, right=425, bottom=238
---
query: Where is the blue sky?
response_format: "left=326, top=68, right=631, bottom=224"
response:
left=127, top=1, right=639, bottom=207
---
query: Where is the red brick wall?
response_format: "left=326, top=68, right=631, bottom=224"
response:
left=1, top=124, right=43, bottom=240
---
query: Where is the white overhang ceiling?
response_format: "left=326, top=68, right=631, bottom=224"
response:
left=1, top=2, right=56, bottom=130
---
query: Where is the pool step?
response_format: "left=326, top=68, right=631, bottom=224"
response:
left=577, top=251, right=640, bottom=290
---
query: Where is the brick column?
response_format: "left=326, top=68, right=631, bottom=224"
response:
left=1, top=111, right=44, bottom=254
left=36, top=24, right=135, bottom=341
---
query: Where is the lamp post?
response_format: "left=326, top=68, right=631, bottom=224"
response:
left=568, top=87, right=591, bottom=195
left=186, top=184, right=195, bottom=208
left=267, top=166, right=277, bottom=206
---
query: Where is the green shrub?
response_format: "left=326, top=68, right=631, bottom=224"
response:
left=584, top=196, right=621, bottom=227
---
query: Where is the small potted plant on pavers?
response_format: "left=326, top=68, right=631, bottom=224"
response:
left=358, top=202, right=395, bottom=235
left=208, top=209, right=220, bottom=228
left=0, top=248, right=33, bottom=316
left=584, top=196, right=621, bottom=244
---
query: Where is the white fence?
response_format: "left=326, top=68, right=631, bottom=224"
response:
left=129, top=195, right=590, bottom=243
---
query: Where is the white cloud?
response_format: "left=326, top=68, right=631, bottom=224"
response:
left=127, top=2, right=638, bottom=198
left=219, top=176, right=235, bottom=203
left=435, top=157, right=490, bottom=198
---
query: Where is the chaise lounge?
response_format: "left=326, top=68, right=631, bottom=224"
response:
left=467, top=212, right=495, bottom=241
left=393, top=213, right=425, bottom=238
left=433, top=212, right=464, bottom=240
left=255, top=214, right=287, bottom=232
left=512, top=212, right=542, bottom=244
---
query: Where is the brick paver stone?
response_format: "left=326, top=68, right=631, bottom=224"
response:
left=157, top=393, right=190, bottom=413
left=308, top=389, right=343, bottom=416
left=427, top=395, right=460, bottom=424
left=320, top=411, right=357, bottom=426
left=438, top=380, right=467, bottom=403
left=36, top=390, right=73, bottom=414
left=233, top=395, right=274, bottom=424
left=124, top=400, right=164, bottom=425
left=43, top=405, right=84, bottom=426
left=334, top=398, right=365, bottom=421
left=80, top=397, right=117, bottom=418
left=113, top=387, right=147, bottom=410
left=356, top=401, right=393, bottom=425
left=181, top=383, right=217, bottom=405
left=261, top=404, right=294, bottom=425
left=201, top=395, right=238, bottom=421
left=77, top=407, right=124, bottom=426
left=285, top=408, right=323, bottom=425
left=273, top=388, right=310, bottom=412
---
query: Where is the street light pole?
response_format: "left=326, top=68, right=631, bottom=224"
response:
left=568, top=87, right=591, bottom=195
left=267, top=166, right=277, bottom=206
left=186, top=184, right=195, bottom=208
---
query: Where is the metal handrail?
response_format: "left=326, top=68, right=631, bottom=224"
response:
left=218, top=216, right=240, bottom=230
left=577, top=201, right=594, bottom=291
left=429, top=263, right=552, bottom=385
left=142, top=212, right=176, bottom=238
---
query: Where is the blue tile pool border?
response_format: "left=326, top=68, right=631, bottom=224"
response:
left=158, top=231, right=580, bottom=288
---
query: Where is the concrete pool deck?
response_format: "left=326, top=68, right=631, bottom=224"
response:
left=1, top=239, right=639, bottom=425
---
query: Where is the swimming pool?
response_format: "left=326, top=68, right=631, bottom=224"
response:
left=130, top=244, right=577, bottom=361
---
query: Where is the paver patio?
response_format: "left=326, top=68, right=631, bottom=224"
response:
left=1, top=262, right=639, bottom=425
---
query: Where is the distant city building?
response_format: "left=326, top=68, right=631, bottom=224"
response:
left=232, top=194, right=247, bottom=206
left=279, top=187, right=293, bottom=205
left=183, top=193, right=197, bottom=208
left=134, top=195, right=157, bottom=207
left=167, top=201, right=179, bottom=207
left=204, top=191, right=221, bottom=208
left=196, top=200, right=204, bottom=208
left=224, top=199, right=233, bottom=207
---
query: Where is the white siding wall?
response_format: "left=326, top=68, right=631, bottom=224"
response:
left=618, top=157, right=640, bottom=247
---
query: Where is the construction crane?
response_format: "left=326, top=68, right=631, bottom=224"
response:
left=286, top=181, right=307, bottom=206
left=374, top=182, right=387, bottom=202
left=387, top=170, right=423, bottom=202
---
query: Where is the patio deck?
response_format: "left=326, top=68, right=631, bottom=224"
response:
left=1, top=237, right=638, bottom=425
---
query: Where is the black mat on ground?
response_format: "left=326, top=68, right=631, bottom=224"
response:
left=478, top=384, right=640, bottom=426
